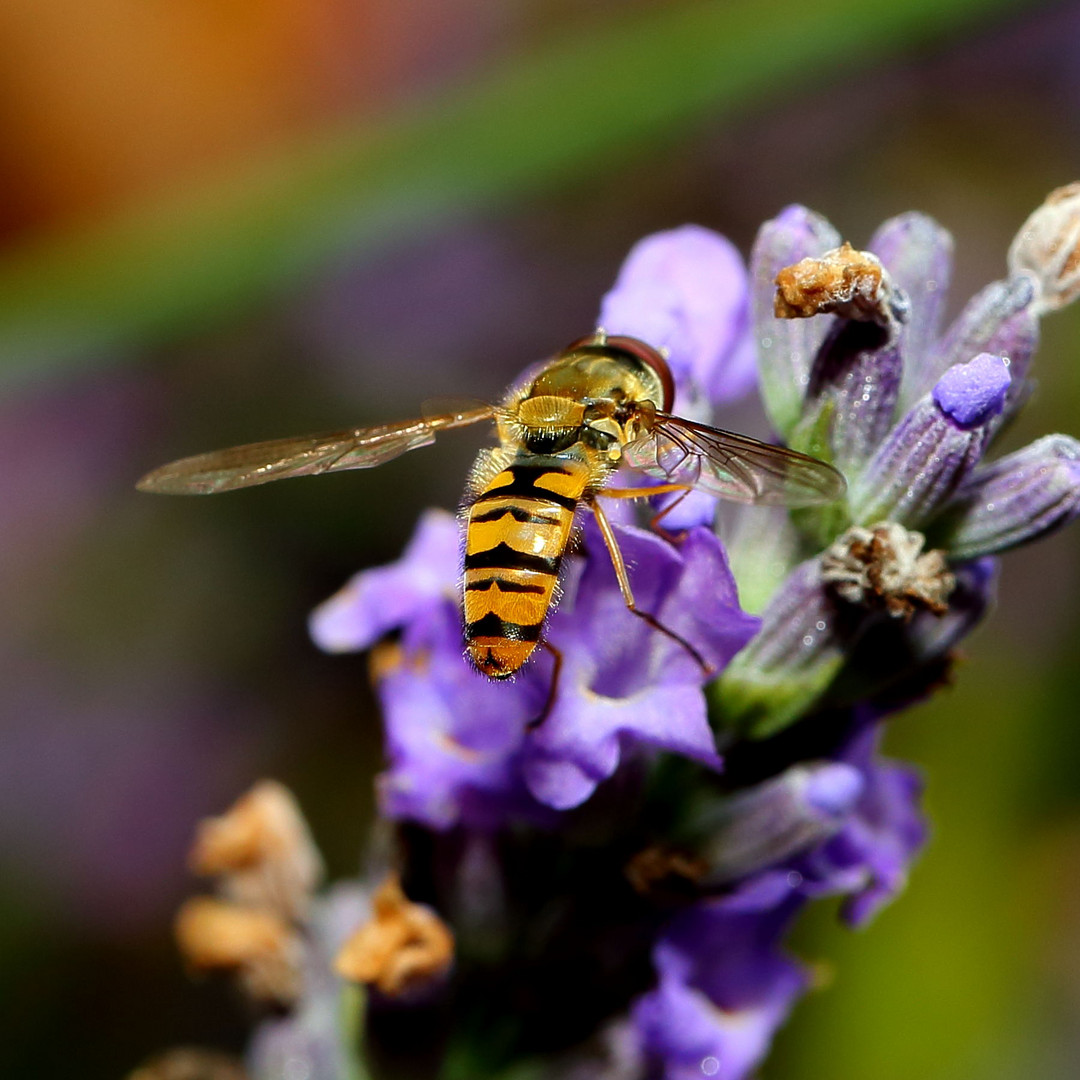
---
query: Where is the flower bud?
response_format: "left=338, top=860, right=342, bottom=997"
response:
left=869, top=212, right=953, bottom=399
left=910, top=275, right=1037, bottom=415
left=750, top=206, right=840, bottom=437
left=691, top=762, right=864, bottom=885
left=802, top=320, right=902, bottom=475
left=849, top=354, right=1010, bottom=529
left=712, top=560, right=851, bottom=738
left=931, top=434, right=1080, bottom=559
left=1008, top=182, right=1080, bottom=314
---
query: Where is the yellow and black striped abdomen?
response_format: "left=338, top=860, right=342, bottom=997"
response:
left=463, top=459, right=589, bottom=677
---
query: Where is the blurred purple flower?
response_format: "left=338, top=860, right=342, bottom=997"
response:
left=634, top=712, right=925, bottom=1080
left=795, top=719, right=927, bottom=926
left=633, top=882, right=806, bottom=1080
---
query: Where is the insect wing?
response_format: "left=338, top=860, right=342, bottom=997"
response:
left=137, top=405, right=495, bottom=495
left=622, top=414, right=846, bottom=507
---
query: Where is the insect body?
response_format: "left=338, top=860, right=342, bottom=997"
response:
left=138, top=333, right=845, bottom=678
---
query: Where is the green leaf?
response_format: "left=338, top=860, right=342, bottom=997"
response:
left=0, top=0, right=1032, bottom=385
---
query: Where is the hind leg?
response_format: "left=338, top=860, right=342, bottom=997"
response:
left=526, top=640, right=563, bottom=731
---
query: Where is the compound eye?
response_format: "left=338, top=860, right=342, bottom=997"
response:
left=605, top=335, right=675, bottom=413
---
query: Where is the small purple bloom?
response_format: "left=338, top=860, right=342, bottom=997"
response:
left=523, top=521, right=758, bottom=809
left=633, top=887, right=807, bottom=1080
left=376, top=600, right=550, bottom=829
left=796, top=720, right=928, bottom=926
left=694, top=761, right=864, bottom=885
left=599, top=225, right=756, bottom=410
left=309, top=509, right=460, bottom=653
left=314, top=513, right=757, bottom=826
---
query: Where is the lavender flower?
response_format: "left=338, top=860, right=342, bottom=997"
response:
left=154, top=186, right=1080, bottom=1080
left=630, top=710, right=925, bottom=1080
left=315, top=511, right=756, bottom=825
left=717, top=191, right=1080, bottom=736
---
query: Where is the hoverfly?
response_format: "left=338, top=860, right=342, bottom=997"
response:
left=138, top=332, right=845, bottom=679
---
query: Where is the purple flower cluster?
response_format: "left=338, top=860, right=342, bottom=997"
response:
left=308, top=187, right=1080, bottom=1080
left=312, top=510, right=756, bottom=822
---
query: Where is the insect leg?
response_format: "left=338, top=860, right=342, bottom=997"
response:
left=597, top=483, right=695, bottom=543
left=526, top=640, right=563, bottom=731
left=589, top=498, right=713, bottom=676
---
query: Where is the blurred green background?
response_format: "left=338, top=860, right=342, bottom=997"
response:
left=3, top=0, right=1080, bottom=1076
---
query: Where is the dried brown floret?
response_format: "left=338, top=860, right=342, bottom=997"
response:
left=775, top=242, right=892, bottom=324
left=821, top=522, right=954, bottom=618
left=335, top=872, right=454, bottom=996
left=188, top=780, right=323, bottom=921
left=625, top=845, right=708, bottom=898
left=174, top=896, right=304, bottom=1004
left=126, top=1048, right=249, bottom=1080
left=1008, top=181, right=1080, bottom=313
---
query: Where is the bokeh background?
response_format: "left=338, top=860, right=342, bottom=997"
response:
left=3, top=1, right=1080, bottom=1076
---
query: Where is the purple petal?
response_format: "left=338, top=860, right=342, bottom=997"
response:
left=806, top=320, right=903, bottom=474
left=634, top=898, right=808, bottom=1080
left=309, top=509, right=460, bottom=653
left=523, top=522, right=757, bottom=810
left=375, top=602, right=548, bottom=830
left=797, top=720, right=928, bottom=926
left=804, top=762, right=865, bottom=816
left=364, top=517, right=755, bottom=824
left=599, top=225, right=755, bottom=409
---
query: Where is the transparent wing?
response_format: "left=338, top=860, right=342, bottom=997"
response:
left=136, top=404, right=495, bottom=495
left=622, top=414, right=846, bottom=508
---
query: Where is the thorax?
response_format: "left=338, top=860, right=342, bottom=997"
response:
left=498, top=351, right=662, bottom=472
